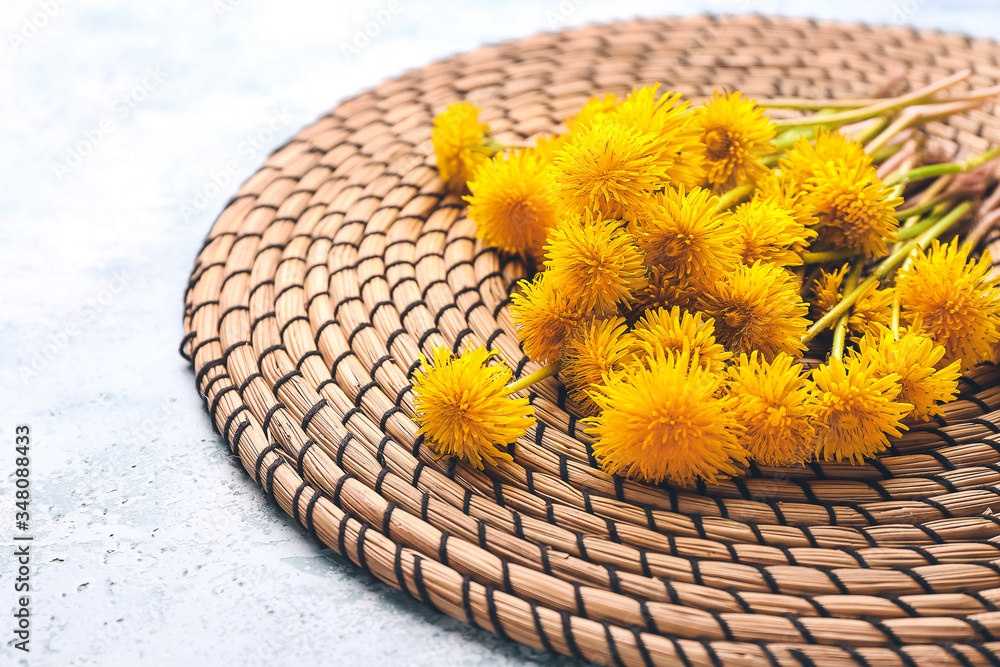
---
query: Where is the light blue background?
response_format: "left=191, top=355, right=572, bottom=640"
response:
left=3, top=1, right=1000, bottom=665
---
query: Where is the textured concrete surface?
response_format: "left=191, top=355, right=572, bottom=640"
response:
left=3, top=1, right=1000, bottom=665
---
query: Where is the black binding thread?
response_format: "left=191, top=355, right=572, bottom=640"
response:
left=559, top=610, right=584, bottom=660
left=253, top=442, right=281, bottom=486
left=301, top=399, right=328, bottom=432
left=529, top=600, right=557, bottom=654
left=461, top=575, right=476, bottom=626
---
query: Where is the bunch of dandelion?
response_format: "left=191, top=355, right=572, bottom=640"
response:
left=418, top=78, right=1000, bottom=480
left=808, top=354, right=911, bottom=464
left=727, top=352, right=818, bottom=467
left=465, top=149, right=562, bottom=261
left=431, top=101, right=495, bottom=191
left=585, top=348, right=748, bottom=486
left=896, top=239, right=1000, bottom=370
left=412, top=346, right=534, bottom=469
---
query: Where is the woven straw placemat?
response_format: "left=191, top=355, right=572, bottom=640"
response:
left=181, top=15, right=1000, bottom=666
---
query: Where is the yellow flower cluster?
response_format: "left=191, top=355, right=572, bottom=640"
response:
left=418, top=85, right=1000, bottom=485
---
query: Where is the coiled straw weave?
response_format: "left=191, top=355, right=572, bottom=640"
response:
left=182, top=16, right=1000, bottom=666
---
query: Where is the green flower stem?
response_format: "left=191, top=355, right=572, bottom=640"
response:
left=851, top=116, right=890, bottom=147
left=713, top=182, right=756, bottom=212
left=774, top=69, right=972, bottom=129
left=506, top=360, right=561, bottom=395
left=890, top=298, right=901, bottom=340
left=482, top=138, right=507, bottom=153
left=893, top=194, right=954, bottom=220
left=886, top=147, right=1000, bottom=186
left=763, top=98, right=890, bottom=110
left=799, top=248, right=859, bottom=265
left=830, top=261, right=863, bottom=360
left=866, top=98, right=988, bottom=155
left=869, top=141, right=905, bottom=166
left=773, top=125, right=817, bottom=152
left=891, top=252, right=917, bottom=341
left=801, top=201, right=971, bottom=344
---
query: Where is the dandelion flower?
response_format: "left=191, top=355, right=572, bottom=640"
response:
left=432, top=101, right=493, bottom=190
left=810, top=264, right=894, bottom=342
left=511, top=271, right=583, bottom=363
left=561, top=317, right=637, bottom=415
left=897, top=239, right=1000, bottom=370
left=413, top=346, right=534, bottom=469
left=782, top=131, right=900, bottom=257
left=629, top=186, right=739, bottom=282
left=756, top=171, right=817, bottom=248
left=565, top=93, right=619, bottom=135
left=781, top=130, right=871, bottom=187
left=699, top=260, right=810, bottom=359
left=614, top=84, right=706, bottom=188
left=632, top=266, right=700, bottom=313
left=809, top=354, right=911, bottom=463
left=543, top=210, right=647, bottom=316
left=632, top=306, right=732, bottom=373
left=554, top=115, right=670, bottom=220
left=532, top=134, right=568, bottom=165
left=805, top=162, right=902, bottom=258
left=586, top=348, right=748, bottom=486
left=855, top=330, right=961, bottom=421
left=727, top=352, right=818, bottom=466
left=696, top=90, right=776, bottom=188
left=726, top=197, right=815, bottom=266
left=466, top=149, right=562, bottom=260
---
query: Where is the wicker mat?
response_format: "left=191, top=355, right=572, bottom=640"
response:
left=181, top=15, right=1000, bottom=666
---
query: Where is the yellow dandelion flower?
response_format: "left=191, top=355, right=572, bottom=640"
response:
left=632, top=266, right=700, bottom=313
left=629, top=186, right=739, bottom=282
left=696, top=90, right=776, bottom=189
left=532, top=134, right=568, bottom=165
left=855, top=330, right=961, bottom=422
left=805, top=162, right=902, bottom=258
left=897, top=238, right=1000, bottom=370
left=810, top=264, right=850, bottom=317
left=586, top=348, right=748, bottom=486
left=432, top=101, right=493, bottom=190
left=781, top=130, right=871, bottom=187
left=756, top=171, right=817, bottom=249
left=782, top=131, right=900, bottom=257
left=726, top=197, right=816, bottom=266
left=565, top=93, right=619, bottom=135
left=544, top=210, right=648, bottom=316
left=614, top=84, right=706, bottom=188
left=699, top=260, right=810, bottom=359
left=465, top=149, right=562, bottom=260
left=727, top=352, right=818, bottom=467
left=809, top=354, right=911, bottom=464
left=561, top=317, right=637, bottom=415
left=554, top=115, right=670, bottom=220
left=511, top=271, right=583, bottom=363
left=810, top=264, right=894, bottom=342
left=413, top=346, right=534, bottom=469
left=632, top=306, right=732, bottom=373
